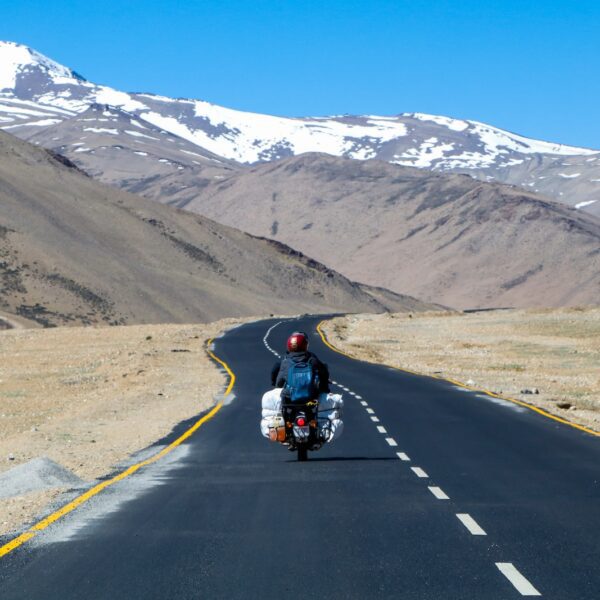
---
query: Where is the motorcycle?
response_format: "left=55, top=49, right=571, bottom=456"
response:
left=262, top=389, right=342, bottom=461
left=282, top=399, right=324, bottom=461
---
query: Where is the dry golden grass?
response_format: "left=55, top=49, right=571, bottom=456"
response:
left=323, top=308, right=600, bottom=433
left=0, top=317, right=247, bottom=535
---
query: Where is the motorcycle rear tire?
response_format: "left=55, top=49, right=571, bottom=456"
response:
left=297, top=445, right=308, bottom=462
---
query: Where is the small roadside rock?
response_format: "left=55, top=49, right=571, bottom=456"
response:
left=557, top=402, right=572, bottom=409
left=0, top=457, right=84, bottom=499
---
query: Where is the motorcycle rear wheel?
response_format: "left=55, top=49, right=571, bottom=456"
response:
left=297, top=445, right=308, bottom=462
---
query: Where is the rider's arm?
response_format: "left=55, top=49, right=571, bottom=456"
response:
left=275, top=358, right=289, bottom=388
left=270, top=361, right=281, bottom=386
left=316, top=359, right=330, bottom=393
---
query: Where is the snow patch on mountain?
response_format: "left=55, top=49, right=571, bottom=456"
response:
left=394, top=138, right=456, bottom=168
left=467, top=120, right=592, bottom=157
left=83, top=127, right=119, bottom=134
left=409, top=113, right=469, bottom=132
left=94, top=88, right=146, bottom=112
left=20, top=118, right=62, bottom=127
left=0, top=41, right=73, bottom=90
left=575, top=200, right=597, bottom=209
left=35, top=92, right=88, bottom=113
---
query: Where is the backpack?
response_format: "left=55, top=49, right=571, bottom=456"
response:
left=284, top=358, right=319, bottom=403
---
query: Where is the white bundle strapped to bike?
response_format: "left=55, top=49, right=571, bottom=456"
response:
left=260, top=388, right=344, bottom=443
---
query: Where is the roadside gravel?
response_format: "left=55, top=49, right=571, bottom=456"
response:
left=0, top=318, right=247, bottom=536
left=323, top=308, right=600, bottom=434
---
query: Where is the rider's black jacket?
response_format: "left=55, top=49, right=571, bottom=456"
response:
left=271, top=351, right=330, bottom=394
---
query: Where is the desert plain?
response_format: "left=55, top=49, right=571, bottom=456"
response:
left=322, top=307, right=600, bottom=432
left=0, top=318, right=246, bottom=536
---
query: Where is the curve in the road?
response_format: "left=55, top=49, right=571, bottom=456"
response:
left=0, top=315, right=598, bottom=599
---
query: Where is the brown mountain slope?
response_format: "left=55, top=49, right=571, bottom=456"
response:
left=0, top=133, right=432, bottom=327
left=177, top=154, right=600, bottom=309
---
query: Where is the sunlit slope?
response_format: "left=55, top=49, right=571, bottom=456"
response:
left=0, top=132, right=428, bottom=326
left=181, top=154, right=600, bottom=309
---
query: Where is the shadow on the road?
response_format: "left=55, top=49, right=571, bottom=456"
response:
left=287, top=456, right=398, bottom=463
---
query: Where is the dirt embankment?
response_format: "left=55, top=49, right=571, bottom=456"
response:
left=322, top=308, right=600, bottom=433
left=0, top=318, right=246, bottom=536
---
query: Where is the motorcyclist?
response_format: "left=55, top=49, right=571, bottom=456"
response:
left=270, top=331, right=330, bottom=395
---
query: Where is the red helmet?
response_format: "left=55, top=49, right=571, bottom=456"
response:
left=287, top=332, right=308, bottom=352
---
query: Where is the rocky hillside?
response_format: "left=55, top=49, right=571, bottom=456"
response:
left=0, top=131, right=430, bottom=327
left=178, top=154, right=600, bottom=309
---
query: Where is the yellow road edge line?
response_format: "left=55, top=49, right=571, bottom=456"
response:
left=316, top=319, right=600, bottom=438
left=0, top=337, right=235, bottom=559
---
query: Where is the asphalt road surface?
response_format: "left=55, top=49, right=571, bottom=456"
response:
left=0, top=316, right=598, bottom=599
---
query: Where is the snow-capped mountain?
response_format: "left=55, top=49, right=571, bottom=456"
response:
left=1, top=40, right=599, bottom=215
left=24, top=103, right=236, bottom=194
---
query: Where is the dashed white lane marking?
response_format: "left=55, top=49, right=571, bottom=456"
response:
left=411, top=467, right=428, bottom=478
left=456, top=513, right=486, bottom=535
left=428, top=486, right=449, bottom=500
left=263, top=321, right=283, bottom=358
left=496, top=563, right=541, bottom=596
left=266, top=321, right=541, bottom=599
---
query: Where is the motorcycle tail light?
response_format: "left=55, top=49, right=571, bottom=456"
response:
left=297, top=417, right=306, bottom=427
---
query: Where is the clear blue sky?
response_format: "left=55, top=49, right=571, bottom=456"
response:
left=1, top=0, right=599, bottom=148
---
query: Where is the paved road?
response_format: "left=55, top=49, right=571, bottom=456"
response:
left=0, top=316, right=598, bottom=599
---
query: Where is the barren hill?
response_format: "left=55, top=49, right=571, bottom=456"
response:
left=0, top=132, right=430, bottom=326
left=178, top=154, right=600, bottom=309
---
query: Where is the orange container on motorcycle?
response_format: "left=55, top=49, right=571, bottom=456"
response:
left=269, top=426, right=286, bottom=443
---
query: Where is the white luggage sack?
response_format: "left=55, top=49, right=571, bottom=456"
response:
left=260, top=388, right=344, bottom=443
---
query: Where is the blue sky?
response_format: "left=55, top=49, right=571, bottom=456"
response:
left=1, top=0, right=599, bottom=148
